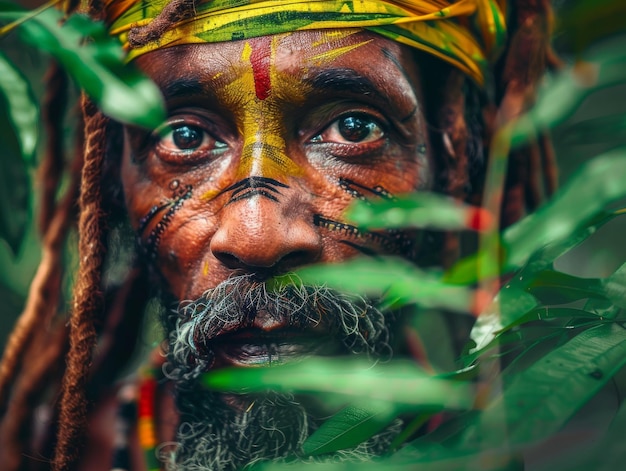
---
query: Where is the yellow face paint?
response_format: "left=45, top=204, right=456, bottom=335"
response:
left=218, top=35, right=305, bottom=181
left=202, top=31, right=380, bottom=201
left=309, top=39, right=373, bottom=66
left=311, top=29, right=361, bottom=48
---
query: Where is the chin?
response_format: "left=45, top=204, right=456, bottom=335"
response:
left=164, top=386, right=403, bottom=471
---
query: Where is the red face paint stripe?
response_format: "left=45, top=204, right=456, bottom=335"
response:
left=249, top=36, right=272, bottom=100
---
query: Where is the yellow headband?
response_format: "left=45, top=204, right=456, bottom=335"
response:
left=104, top=0, right=507, bottom=85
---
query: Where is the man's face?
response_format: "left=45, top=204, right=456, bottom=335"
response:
left=123, top=29, right=430, bottom=298
left=121, top=29, right=431, bottom=468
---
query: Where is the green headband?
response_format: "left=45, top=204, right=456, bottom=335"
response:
left=104, top=0, right=507, bottom=85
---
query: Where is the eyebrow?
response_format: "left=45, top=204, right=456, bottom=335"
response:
left=306, top=69, right=391, bottom=104
left=161, top=78, right=209, bottom=100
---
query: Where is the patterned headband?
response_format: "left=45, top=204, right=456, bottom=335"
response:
left=104, top=0, right=507, bottom=85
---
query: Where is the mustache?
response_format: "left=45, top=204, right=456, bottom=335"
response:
left=164, top=274, right=392, bottom=381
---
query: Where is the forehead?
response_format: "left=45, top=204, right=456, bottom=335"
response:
left=134, top=29, right=422, bottom=101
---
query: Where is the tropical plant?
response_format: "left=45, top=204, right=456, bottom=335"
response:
left=1, top=0, right=625, bottom=470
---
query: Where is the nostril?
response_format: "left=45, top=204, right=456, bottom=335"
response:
left=279, top=250, right=316, bottom=270
left=213, top=248, right=318, bottom=275
left=213, top=251, right=245, bottom=270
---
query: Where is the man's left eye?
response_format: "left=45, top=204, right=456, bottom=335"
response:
left=311, top=115, right=385, bottom=144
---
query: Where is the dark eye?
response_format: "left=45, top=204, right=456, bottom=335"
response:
left=154, top=119, right=228, bottom=164
left=172, top=125, right=204, bottom=150
left=312, top=115, right=385, bottom=144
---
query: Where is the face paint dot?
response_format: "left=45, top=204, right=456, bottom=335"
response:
left=169, top=180, right=180, bottom=190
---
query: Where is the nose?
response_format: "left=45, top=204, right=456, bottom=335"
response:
left=210, top=193, right=321, bottom=275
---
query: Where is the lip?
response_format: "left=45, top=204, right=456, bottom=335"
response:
left=210, top=328, right=342, bottom=367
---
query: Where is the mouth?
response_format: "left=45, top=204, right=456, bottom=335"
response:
left=210, top=328, right=342, bottom=367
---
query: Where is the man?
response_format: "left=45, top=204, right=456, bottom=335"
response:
left=0, top=0, right=556, bottom=470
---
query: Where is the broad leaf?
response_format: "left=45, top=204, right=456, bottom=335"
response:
left=503, top=149, right=626, bottom=270
left=462, top=322, right=626, bottom=448
left=446, top=209, right=625, bottom=287
left=301, top=401, right=397, bottom=456
left=0, top=51, right=37, bottom=163
left=603, top=261, right=626, bottom=309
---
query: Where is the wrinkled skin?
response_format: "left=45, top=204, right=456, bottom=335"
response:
left=123, top=29, right=431, bottom=301
left=120, top=29, right=434, bottom=469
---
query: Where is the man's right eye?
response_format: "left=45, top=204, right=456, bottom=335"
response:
left=170, top=125, right=205, bottom=150
left=154, top=120, right=228, bottom=164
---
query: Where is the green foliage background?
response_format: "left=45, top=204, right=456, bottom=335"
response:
left=1, top=0, right=626, bottom=470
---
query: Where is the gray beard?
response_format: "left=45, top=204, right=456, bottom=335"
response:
left=159, top=275, right=401, bottom=471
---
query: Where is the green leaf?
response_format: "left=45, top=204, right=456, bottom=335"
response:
left=2, top=5, right=165, bottom=128
left=0, top=51, right=38, bottom=163
left=445, top=210, right=623, bottom=285
left=497, top=287, right=538, bottom=327
left=583, top=298, right=622, bottom=320
left=560, top=113, right=626, bottom=146
left=463, top=322, right=626, bottom=448
left=603, top=261, right=626, bottom=309
left=464, top=315, right=588, bottom=368
left=346, top=193, right=492, bottom=232
left=302, top=401, right=397, bottom=456
left=0, top=91, right=31, bottom=255
left=283, top=257, right=474, bottom=313
left=527, top=270, right=606, bottom=305
left=516, top=210, right=623, bottom=277
left=256, top=447, right=523, bottom=471
left=510, top=46, right=626, bottom=147
left=202, top=359, right=474, bottom=411
left=503, top=149, right=626, bottom=271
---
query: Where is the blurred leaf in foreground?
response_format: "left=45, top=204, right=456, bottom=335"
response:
left=347, top=193, right=493, bottom=232
left=0, top=50, right=38, bottom=164
left=0, top=3, right=165, bottom=128
left=279, top=257, right=475, bottom=313
left=203, top=358, right=474, bottom=411
left=447, top=150, right=626, bottom=285
left=0, top=91, right=30, bottom=255
left=504, top=149, right=626, bottom=270
left=510, top=42, right=626, bottom=147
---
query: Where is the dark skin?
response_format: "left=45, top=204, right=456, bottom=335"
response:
left=77, top=29, right=434, bottom=470
left=122, top=29, right=432, bottom=365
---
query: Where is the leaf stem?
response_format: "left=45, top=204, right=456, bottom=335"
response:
left=0, top=0, right=62, bottom=38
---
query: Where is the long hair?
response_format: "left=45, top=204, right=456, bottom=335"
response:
left=0, top=1, right=559, bottom=470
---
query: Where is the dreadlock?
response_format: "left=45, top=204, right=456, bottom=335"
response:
left=0, top=1, right=560, bottom=470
